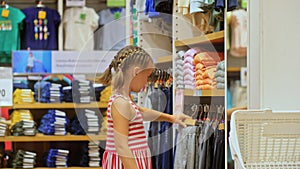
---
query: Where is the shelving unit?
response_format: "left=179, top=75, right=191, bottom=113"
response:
left=155, top=55, right=172, bottom=64
left=0, top=133, right=106, bottom=142
left=227, top=67, right=241, bottom=72
left=175, top=31, right=224, bottom=47
left=13, top=102, right=108, bottom=109
left=183, top=89, right=225, bottom=97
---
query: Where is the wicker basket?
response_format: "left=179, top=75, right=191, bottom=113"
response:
left=229, top=109, right=300, bottom=169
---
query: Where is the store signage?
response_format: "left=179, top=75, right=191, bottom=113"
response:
left=0, top=67, right=13, bottom=106
left=66, top=0, right=86, bottom=7
left=12, top=51, right=116, bottom=74
left=51, top=51, right=116, bottom=74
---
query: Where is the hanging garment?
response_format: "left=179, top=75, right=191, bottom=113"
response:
left=0, top=6, right=25, bottom=64
left=63, top=7, right=98, bottom=50
left=229, top=9, right=247, bottom=57
left=94, top=8, right=126, bottom=50
left=22, top=7, right=60, bottom=50
left=158, top=87, right=173, bottom=169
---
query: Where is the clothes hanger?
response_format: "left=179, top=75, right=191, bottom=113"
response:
left=1, top=0, right=8, bottom=8
left=36, top=0, right=45, bottom=8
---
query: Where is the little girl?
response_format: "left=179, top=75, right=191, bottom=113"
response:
left=97, top=45, right=189, bottom=169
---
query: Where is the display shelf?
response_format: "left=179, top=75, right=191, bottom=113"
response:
left=175, top=31, right=224, bottom=47
left=0, top=133, right=106, bottom=142
left=227, top=67, right=241, bottom=72
left=183, top=89, right=225, bottom=96
left=13, top=102, right=108, bottom=109
left=155, top=55, right=172, bottom=64
left=2, top=167, right=102, bottom=169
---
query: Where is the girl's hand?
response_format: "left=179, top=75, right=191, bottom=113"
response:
left=172, top=114, right=191, bottom=128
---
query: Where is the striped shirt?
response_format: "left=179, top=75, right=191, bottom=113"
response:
left=102, top=94, right=152, bottom=169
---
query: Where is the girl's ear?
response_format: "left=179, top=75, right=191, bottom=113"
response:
left=133, top=67, right=141, bottom=76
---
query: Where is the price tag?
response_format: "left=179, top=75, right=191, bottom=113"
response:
left=1, top=9, right=9, bottom=18
left=38, top=11, right=46, bottom=19
left=194, top=90, right=202, bottom=96
left=0, top=67, right=12, bottom=106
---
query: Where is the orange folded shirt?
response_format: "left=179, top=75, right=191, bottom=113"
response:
left=196, top=84, right=214, bottom=90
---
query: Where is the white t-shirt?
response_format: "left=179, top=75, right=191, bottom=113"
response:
left=63, top=7, right=99, bottom=51
left=94, top=8, right=126, bottom=51
left=27, top=57, right=36, bottom=67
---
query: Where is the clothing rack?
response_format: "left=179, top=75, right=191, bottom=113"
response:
left=148, top=68, right=172, bottom=88
left=174, top=103, right=225, bottom=169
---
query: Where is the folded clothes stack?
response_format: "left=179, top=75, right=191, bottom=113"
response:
left=34, top=81, right=51, bottom=103
left=76, top=109, right=101, bottom=135
left=13, top=89, right=35, bottom=104
left=38, top=110, right=69, bottom=135
left=62, top=86, right=73, bottom=102
left=12, top=150, right=37, bottom=168
left=215, top=60, right=225, bottom=89
left=175, top=51, right=185, bottom=89
left=88, top=141, right=101, bottom=167
left=50, top=83, right=63, bottom=103
left=72, top=80, right=94, bottom=103
left=0, top=117, right=7, bottom=136
left=193, top=52, right=218, bottom=90
left=10, top=110, right=37, bottom=136
left=183, top=48, right=198, bottom=89
left=46, top=149, right=69, bottom=168
left=99, top=85, right=112, bottom=104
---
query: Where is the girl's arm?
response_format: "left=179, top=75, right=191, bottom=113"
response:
left=139, top=107, right=190, bottom=127
left=111, top=100, right=139, bottom=169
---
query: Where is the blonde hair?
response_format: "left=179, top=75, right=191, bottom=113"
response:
left=96, top=45, right=154, bottom=90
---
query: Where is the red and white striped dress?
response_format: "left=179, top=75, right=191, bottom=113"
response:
left=102, top=94, right=152, bottom=169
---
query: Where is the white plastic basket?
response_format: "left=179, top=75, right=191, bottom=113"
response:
left=229, top=109, right=300, bottom=169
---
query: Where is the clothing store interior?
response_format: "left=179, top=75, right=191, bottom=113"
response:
left=0, top=0, right=299, bottom=168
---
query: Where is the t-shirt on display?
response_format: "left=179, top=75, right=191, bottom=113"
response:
left=63, top=7, right=99, bottom=51
left=21, top=7, right=61, bottom=50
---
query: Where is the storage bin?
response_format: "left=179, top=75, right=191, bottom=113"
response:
left=229, top=109, right=300, bottom=169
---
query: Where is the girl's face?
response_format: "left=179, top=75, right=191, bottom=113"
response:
left=130, top=65, right=154, bottom=92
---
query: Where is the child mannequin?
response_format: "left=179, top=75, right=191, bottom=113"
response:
left=97, top=45, right=189, bottom=169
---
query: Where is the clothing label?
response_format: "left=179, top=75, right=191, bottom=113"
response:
left=80, top=13, right=86, bottom=21
left=0, top=67, right=13, bottom=106
left=114, top=12, right=121, bottom=19
left=0, top=20, right=12, bottom=31
left=1, top=9, right=9, bottom=18
left=38, top=11, right=46, bottom=19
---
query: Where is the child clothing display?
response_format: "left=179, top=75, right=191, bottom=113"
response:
left=21, top=6, right=60, bottom=50
left=215, top=60, right=225, bottom=89
left=63, top=7, right=99, bottom=50
left=0, top=6, right=25, bottom=64
left=94, top=8, right=126, bottom=50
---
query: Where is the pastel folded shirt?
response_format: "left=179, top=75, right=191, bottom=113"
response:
left=184, top=48, right=199, bottom=59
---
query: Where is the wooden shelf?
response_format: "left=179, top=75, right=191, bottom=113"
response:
left=13, top=102, right=108, bottom=109
left=156, top=55, right=172, bottom=63
left=2, top=167, right=102, bottom=169
left=227, top=67, right=241, bottom=72
left=0, top=133, right=106, bottom=142
left=183, top=89, right=225, bottom=96
left=175, top=31, right=224, bottom=47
